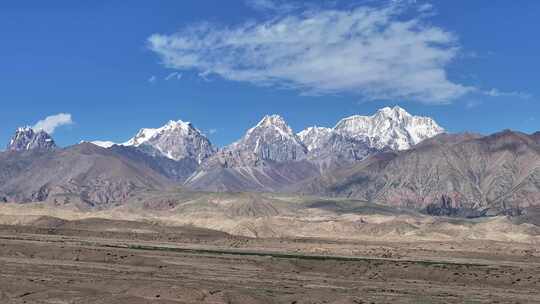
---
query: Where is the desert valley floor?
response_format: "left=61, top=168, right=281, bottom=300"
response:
left=0, top=197, right=539, bottom=304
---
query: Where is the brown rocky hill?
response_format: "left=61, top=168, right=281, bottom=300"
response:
left=295, top=130, right=540, bottom=217
left=0, top=143, right=173, bottom=207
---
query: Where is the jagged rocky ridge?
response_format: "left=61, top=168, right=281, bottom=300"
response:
left=201, top=115, right=308, bottom=169
left=7, top=127, right=56, bottom=151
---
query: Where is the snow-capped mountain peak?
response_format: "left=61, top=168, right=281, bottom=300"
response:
left=123, top=119, right=215, bottom=163
left=238, top=114, right=303, bottom=148
left=7, top=127, right=57, bottom=151
left=296, top=106, right=444, bottom=161
left=333, top=106, right=444, bottom=150
left=203, top=114, right=307, bottom=168
left=257, top=114, right=287, bottom=127
left=124, top=119, right=194, bottom=147
left=377, top=106, right=410, bottom=117
left=245, top=114, right=295, bottom=139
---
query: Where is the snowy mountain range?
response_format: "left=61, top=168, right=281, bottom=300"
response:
left=1, top=106, right=452, bottom=203
left=3, top=112, right=540, bottom=220
left=10, top=106, right=444, bottom=168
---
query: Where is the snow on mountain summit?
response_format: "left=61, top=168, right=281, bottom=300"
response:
left=334, top=106, right=444, bottom=150
left=297, top=106, right=444, bottom=162
left=230, top=114, right=307, bottom=162
left=123, top=119, right=215, bottom=163
left=124, top=120, right=193, bottom=146
left=74, top=106, right=442, bottom=166
left=85, top=141, right=116, bottom=148
left=202, top=114, right=308, bottom=168
left=7, top=127, right=57, bottom=151
left=297, top=127, right=333, bottom=152
left=239, top=115, right=300, bottom=146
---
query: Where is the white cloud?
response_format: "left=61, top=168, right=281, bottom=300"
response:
left=208, top=128, right=218, bottom=135
left=148, top=75, right=157, bottom=83
left=33, top=113, right=73, bottom=134
left=148, top=2, right=471, bottom=104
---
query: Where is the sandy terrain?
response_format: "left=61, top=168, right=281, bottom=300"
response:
left=0, top=217, right=539, bottom=303
left=0, top=197, right=539, bottom=244
left=0, top=194, right=539, bottom=303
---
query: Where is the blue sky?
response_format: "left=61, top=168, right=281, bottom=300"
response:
left=1, top=0, right=539, bottom=148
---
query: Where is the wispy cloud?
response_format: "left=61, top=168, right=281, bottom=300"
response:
left=148, top=75, right=157, bottom=83
left=207, top=128, right=218, bottom=135
left=482, top=88, right=531, bottom=99
left=165, top=72, right=183, bottom=80
left=465, top=100, right=482, bottom=109
left=417, top=3, right=434, bottom=13
left=148, top=2, right=472, bottom=104
left=33, top=113, right=73, bottom=134
left=245, top=0, right=298, bottom=13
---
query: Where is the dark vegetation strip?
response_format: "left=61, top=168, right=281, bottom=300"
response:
left=102, top=243, right=488, bottom=267
left=0, top=234, right=488, bottom=267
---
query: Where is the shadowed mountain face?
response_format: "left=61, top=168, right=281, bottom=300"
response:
left=185, top=160, right=322, bottom=192
left=108, top=145, right=198, bottom=182
left=296, top=131, right=540, bottom=216
left=0, top=143, right=173, bottom=207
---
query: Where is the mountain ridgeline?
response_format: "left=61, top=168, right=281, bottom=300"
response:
left=3, top=106, right=539, bottom=218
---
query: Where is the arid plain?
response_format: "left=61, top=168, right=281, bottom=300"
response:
left=0, top=192, right=539, bottom=303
